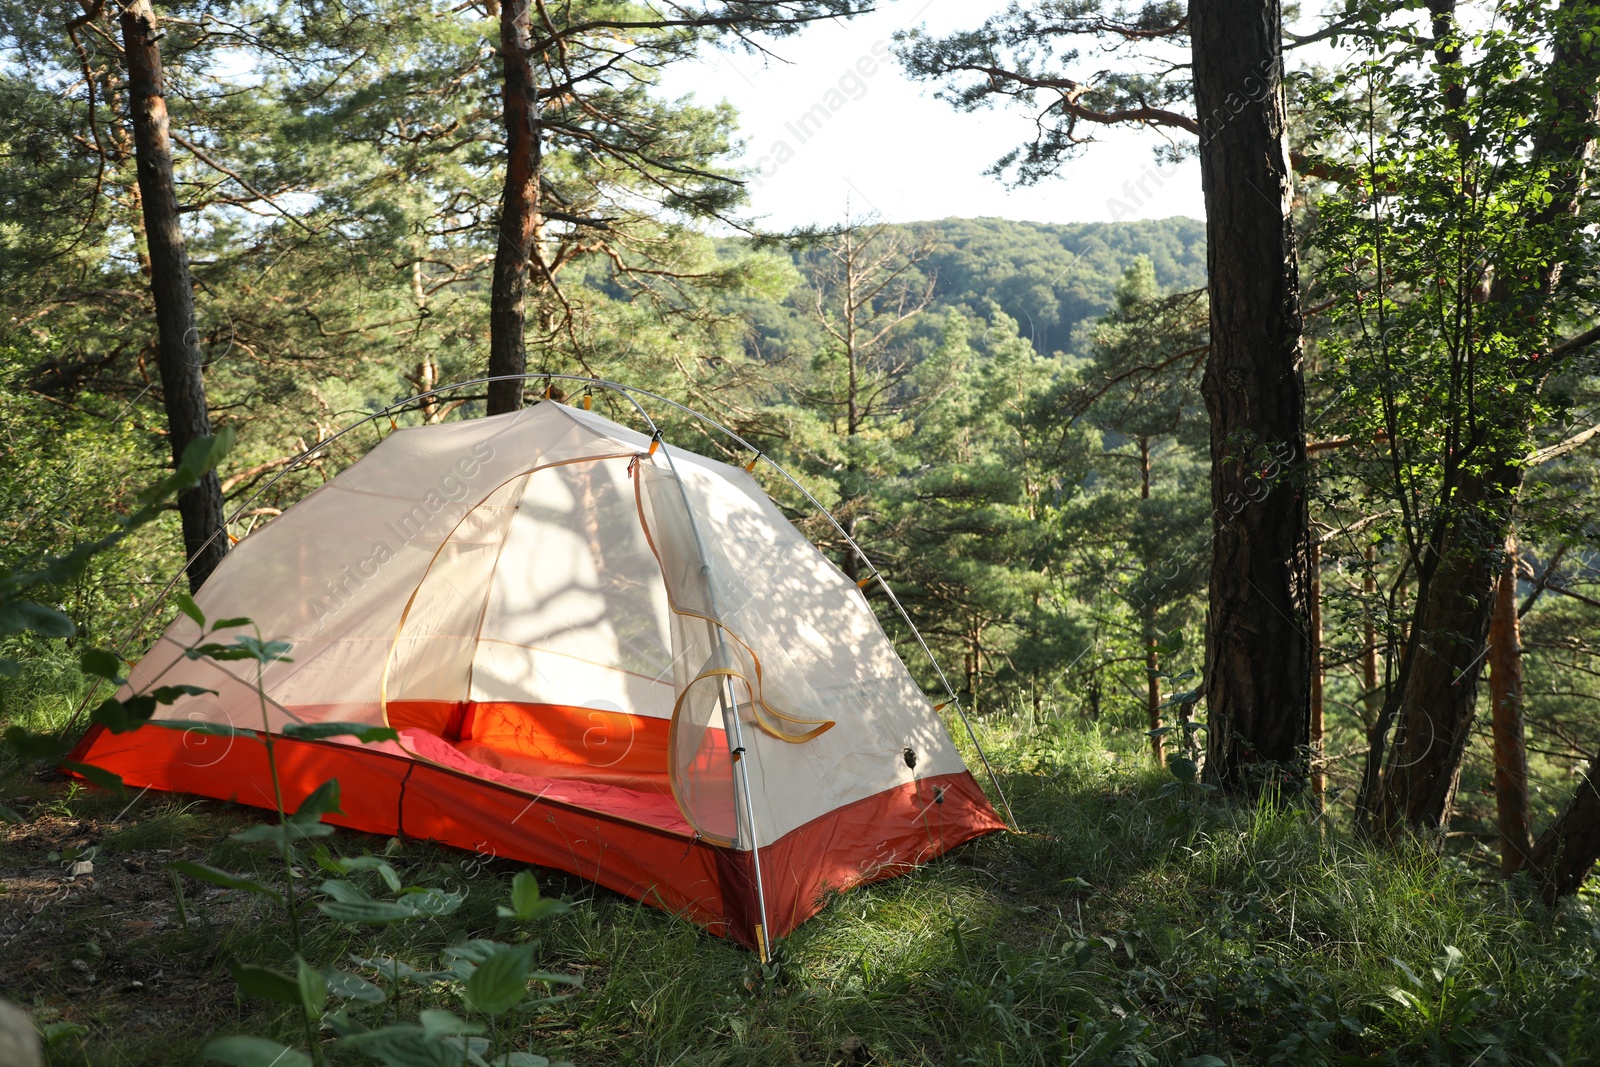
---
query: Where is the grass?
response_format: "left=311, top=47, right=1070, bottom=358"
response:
left=3, top=663, right=1600, bottom=1066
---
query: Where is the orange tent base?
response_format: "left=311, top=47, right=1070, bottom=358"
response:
left=68, top=723, right=1006, bottom=947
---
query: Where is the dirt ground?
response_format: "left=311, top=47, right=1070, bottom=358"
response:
left=0, top=782, right=271, bottom=1062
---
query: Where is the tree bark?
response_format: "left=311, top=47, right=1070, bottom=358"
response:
left=1488, top=533, right=1532, bottom=877
left=1310, top=539, right=1324, bottom=807
left=1191, top=0, right=1312, bottom=794
left=120, top=0, right=227, bottom=592
left=1364, top=465, right=1520, bottom=836
left=1362, top=543, right=1382, bottom=730
left=1529, top=757, right=1600, bottom=903
left=1140, top=436, right=1163, bottom=764
left=486, top=0, right=542, bottom=416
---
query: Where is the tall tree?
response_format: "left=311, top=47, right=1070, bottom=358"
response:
left=898, top=2, right=1312, bottom=790
left=481, top=0, right=869, bottom=416
left=1488, top=533, right=1532, bottom=876
left=798, top=219, right=934, bottom=580
left=119, top=0, right=226, bottom=590
left=487, top=0, right=542, bottom=416
left=1308, top=0, right=1600, bottom=841
left=1059, top=258, right=1210, bottom=762
left=1189, top=0, right=1311, bottom=792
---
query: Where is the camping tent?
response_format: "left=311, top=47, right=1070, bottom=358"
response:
left=70, top=398, right=1005, bottom=952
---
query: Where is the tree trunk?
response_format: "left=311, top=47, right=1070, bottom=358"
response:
left=1489, top=533, right=1532, bottom=877
left=486, top=0, right=542, bottom=416
left=1310, top=539, right=1324, bottom=807
left=1362, top=0, right=1600, bottom=841
left=1364, top=465, right=1519, bottom=837
left=1191, top=0, right=1312, bottom=794
left=1512, top=4, right=1600, bottom=897
left=1529, top=757, right=1600, bottom=903
left=1139, top=437, right=1163, bottom=764
left=1363, top=543, right=1382, bottom=731
left=120, top=0, right=227, bottom=592
left=841, top=228, right=862, bottom=583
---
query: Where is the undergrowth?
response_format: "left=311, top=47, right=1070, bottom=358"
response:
left=3, top=663, right=1599, bottom=1066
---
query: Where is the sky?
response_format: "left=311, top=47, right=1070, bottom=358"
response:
left=654, top=0, right=1208, bottom=231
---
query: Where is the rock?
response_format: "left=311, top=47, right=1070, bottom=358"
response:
left=69, top=861, right=94, bottom=878
left=837, top=1036, right=873, bottom=1064
left=0, top=998, right=44, bottom=1067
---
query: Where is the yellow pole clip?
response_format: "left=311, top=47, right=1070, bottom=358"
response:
left=744, top=455, right=759, bottom=472
left=856, top=575, right=874, bottom=588
left=754, top=923, right=770, bottom=963
left=648, top=435, right=661, bottom=456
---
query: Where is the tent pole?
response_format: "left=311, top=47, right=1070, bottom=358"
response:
left=91, top=372, right=1013, bottom=835
left=647, top=431, right=776, bottom=962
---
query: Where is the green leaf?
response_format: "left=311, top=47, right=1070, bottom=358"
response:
left=211, top=617, right=253, bottom=629
left=204, top=1036, right=312, bottom=1067
left=325, top=1009, right=368, bottom=1038
left=0, top=802, right=23, bottom=824
left=297, top=957, right=328, bottom=1019
left=61, top=761, right=126, bottom=795
left=79, top=647, right=125, bottom=683
left=418, top=1009, right=485, bottom=1038
left=442, top=940, right=509, bottom=966
left=0, top=600, right=75, bottom=638
left=400, top=887, right=466, bottom=916
left=236, top=635, right=294, bottom=663
left=498, top=870, right=549, bottom=922
left=334, top=1025, right=466, bottom=1067
left=1158, top=686, right=1203, bottom=710
left=40, top=1021, right=88, bottom=1046
left=283, top=721, right=400, bottom=744
left=96, top=685, right=219, bottom=734
left=292, top=779, right=343, bottom=824
left=150, top=684, right=217, bottom=703
left=320, top=878, right=374, bottom=904
left=464, top=943, right=533, bottom=1014
left=337, top=855, right=404, bottom=893
left=318, top=898, right=437, bottom=924
left=3, top=726, right=71, bottom=761
left=185, top=638, right=292, bottom=664
left=90, top=696, right=143, bottom=733
left=232, top=962, right=302, bottom=1006
left=1165, top=755, right=1199, bottom=784
left=349, top=955, right=452, bottom=986
left=174, top=592, right=206, bottom=628
left=169, top=861, right=284, bottom=906
left=321, top=967, right=387, bottom=1003
left=229, top=821, right=336, bottom=844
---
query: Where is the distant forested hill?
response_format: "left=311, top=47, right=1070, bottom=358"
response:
left=904, top=217, right=1207, bottom=356
left=725, top=215, right=1207, bottom=366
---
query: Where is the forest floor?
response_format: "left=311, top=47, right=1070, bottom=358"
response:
left=3, top=708, right=1599, bottom=1066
